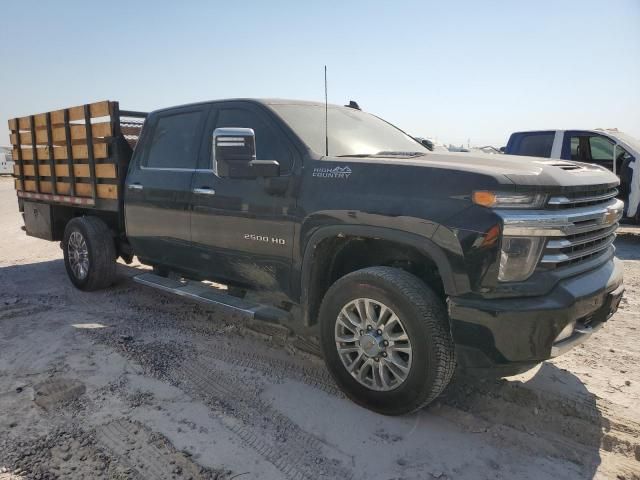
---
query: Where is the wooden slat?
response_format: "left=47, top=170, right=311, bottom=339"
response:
left=13, top=143, right=108, bottom=161
left=54, top=122, right=112, bottom=142
left=51, top=101, right=111, bottom=125
left=11, top=101, right=111, bottom=131
left=14, top=163, right=116, bottom=179
left=16, top=179, right=117, bottom=200
left=10, top=122, right=113, bottom=146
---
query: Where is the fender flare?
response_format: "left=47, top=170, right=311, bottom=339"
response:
left=299, top=225, right=458, bottom=325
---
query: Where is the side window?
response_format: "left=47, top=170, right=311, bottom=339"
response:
left=144, top=110, right=203, bottom=169
left=588, top=136, right=614, bottom=169
left=516, top=133, right=554, bottom=157
left=215, top=108, right=292, bottom=174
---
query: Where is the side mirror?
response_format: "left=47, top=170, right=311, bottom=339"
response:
left=213, top=127, right=279, bottom=178
left=214, top=127, right=256, bottom=165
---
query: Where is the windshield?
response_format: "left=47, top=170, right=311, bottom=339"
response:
left=270, top=104, right=428, bottom=157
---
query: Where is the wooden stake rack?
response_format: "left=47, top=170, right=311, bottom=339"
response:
left=8, top=100, right=145, bottom=210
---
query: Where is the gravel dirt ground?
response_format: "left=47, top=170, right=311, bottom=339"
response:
left=0, top=175, right=639, bottom=480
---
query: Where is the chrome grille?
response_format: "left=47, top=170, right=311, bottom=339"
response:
left=500, top=196, right=624, bottom=271
left=541, top=224, right=617, bottom=268
left=547, top=187, right=618, bottom=209
left=539, top=191, right=621, bottom=268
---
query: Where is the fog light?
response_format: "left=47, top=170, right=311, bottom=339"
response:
left=555, top=321, right=575, bottom=343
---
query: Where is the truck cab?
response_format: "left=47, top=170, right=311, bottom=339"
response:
left=505, top=129, right=639, bottom=222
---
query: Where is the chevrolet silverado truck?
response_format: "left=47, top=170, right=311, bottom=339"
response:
left=9, top=99, right=625, bottom=415
left=505, top=129, right=639, bottom=223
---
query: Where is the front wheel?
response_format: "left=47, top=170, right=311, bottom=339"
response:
left=319, top=267, right=456, bottom=415
left=63, top=216, right=116, bottom=291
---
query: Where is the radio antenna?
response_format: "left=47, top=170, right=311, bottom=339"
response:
left=324, top=65, right=329, bottom=156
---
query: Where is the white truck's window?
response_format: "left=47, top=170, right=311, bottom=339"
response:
left=144, top=111, right=202, bottom=169
left=589, top=136, right=614, bottom=164
left=517, top=133, right=554, bottom=157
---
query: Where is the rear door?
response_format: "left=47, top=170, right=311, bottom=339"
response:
left=189, top=101, right=298, bottom=294
left=125, top=105, right=208, bottom=270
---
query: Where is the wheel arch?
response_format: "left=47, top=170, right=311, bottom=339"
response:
left=299, top=225, right=457, bottom=326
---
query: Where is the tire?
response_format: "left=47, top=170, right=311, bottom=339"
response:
left=319, top=266, right=456, bottom=415
left=63, top=216, right=117, bottom=291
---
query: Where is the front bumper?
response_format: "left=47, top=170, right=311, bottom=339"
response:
left=448, top=256, right=624, bottom=373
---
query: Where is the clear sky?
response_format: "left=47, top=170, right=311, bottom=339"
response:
left=1, top=0, right=639, bottom=147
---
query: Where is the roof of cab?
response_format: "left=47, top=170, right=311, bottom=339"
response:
left=149, top=98, right=348, bottom=115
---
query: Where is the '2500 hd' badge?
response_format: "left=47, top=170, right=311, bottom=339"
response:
left=244, top=234, right=286, bottom=245
left=312, top=166, right=352, bottom=179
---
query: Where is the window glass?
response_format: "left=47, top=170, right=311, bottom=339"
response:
left=589, top=136, right=614, bottom=161
left=216, top=108, right=292, bottom=173
left=570, top=137, right=580, bottom=161
left=144, top=111, right=202, bottom=169
left=516, top=133, right=554, bottom=157
left=271, top=104, right=427, bottom=157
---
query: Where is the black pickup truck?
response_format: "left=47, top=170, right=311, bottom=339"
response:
left=9, top=99, right=625, bottom=415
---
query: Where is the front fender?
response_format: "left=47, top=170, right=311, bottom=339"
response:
left=297, top=224, right=467, bottom=325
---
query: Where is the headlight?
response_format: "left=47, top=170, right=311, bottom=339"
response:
left=498, top=236, right=545, bottom=282
left=473, top=191, right=546, bottom=209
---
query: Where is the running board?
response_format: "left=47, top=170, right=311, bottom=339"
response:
left=133, top=273, right=290, bottom=322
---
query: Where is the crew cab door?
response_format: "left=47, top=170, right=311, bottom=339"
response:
left=189, top=102, right=297, bottom=294
left=125, top=105, right=207, bottom=269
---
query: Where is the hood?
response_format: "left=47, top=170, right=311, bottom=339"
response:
left=329, top=151, right=620, bottom=193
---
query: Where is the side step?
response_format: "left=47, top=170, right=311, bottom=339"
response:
left=133, top=273, right=291, bottom=323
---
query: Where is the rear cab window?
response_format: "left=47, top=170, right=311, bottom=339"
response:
left=509, top=132, right=555, bottom=157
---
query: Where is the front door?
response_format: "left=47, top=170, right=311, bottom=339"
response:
left=189, top=102, right=298, bottom=295
left=562, top=131, right=616, bottom=170
left=125, top=105, right=208, bottom=270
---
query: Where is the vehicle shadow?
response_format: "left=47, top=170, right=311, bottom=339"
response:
left=442, top=362, right=606, bottom=478
left=615, top=227, right=640, bottom=260
left=0, top=258, right=145, bottom=300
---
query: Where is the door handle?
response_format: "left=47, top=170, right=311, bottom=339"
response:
left=193, top=187, right=216, bottom=196
left=128, top=183, right=143, bottom=191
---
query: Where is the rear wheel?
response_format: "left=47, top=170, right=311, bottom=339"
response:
left=319, top=267, right=456, bottom=415
left=63, top=216, right=116, bottom=291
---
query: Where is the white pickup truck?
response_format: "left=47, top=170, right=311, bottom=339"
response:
left=0, top=146, right=15, bottom=175
left=505, top=129, right=639, bottom=223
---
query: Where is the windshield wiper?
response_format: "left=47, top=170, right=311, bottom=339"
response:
left=335, top=153, right=376, bottom=157
left=335, top=151, right=426, bottom=158
left=375, top=151, right=426, bottom=157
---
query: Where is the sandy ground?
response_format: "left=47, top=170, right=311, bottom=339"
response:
left=0, top=174, right=639, bottom=480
